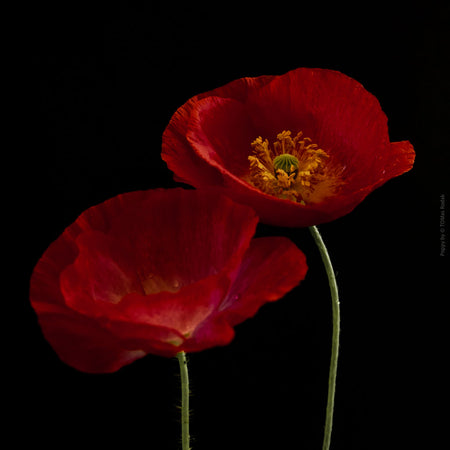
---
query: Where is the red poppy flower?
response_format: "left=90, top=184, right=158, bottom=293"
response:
left=162, top=68, right=415, bottom=227
left=30, top=189, right=307, bottom=373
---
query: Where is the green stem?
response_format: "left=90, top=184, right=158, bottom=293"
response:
left=177, top=351, right=190, bottom=450
left=309, top=225, right=340, bottom=450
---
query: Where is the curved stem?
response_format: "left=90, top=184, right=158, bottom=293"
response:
left=309, top=225, right=340, bottom=450
left=177, top=351, right=190, bottom=450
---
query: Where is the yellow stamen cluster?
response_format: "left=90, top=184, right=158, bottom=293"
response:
left=247, top=130, right=331, bottom=204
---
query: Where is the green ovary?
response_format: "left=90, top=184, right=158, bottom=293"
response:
left=272, top=154, right=299, bottom=174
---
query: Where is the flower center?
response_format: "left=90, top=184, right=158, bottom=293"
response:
left=273, top=154, right=299, bottom=175
left=247, top=130, right=333, bottom=204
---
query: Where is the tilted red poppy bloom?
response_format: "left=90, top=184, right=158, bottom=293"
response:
left=162, top=68, right=415, bottom=227
left=30, top=189, right=307, bottom=373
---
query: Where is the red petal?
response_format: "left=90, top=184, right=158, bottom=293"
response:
left=162, top=75, right=275, bottom=186
left=104, top=190, right=259, bottom=287
left=180, top=236, right=308, bottom=353
left=385, top=140, right=416, bottom=180
left=36, top=311, right=146, bottom=373
left=218, top=237, right=308, bottom=325
left=181, top=316, right=235, bottom=353
left=116, top=273, right=230, bottom=340
left=36, top=308, right=184, bottom=372
left=247, top=69, right=389, bottom=171
left=162, top=99, right=224, bottom=187
left=56, top=189, right=259, bottom=303
left=59, top=230, right=142, bottom=316
left=186, top=96, right=257, bottom=177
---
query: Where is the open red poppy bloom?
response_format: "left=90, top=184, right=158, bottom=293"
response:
left=30, top=189, right=307, bottom=373
left=162, top=68, right=415, bottom=227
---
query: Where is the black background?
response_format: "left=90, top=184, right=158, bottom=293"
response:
left=15, top=1, right=449, bottom=449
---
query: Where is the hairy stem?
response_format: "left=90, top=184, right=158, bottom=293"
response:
left=309, top=225, right=340, bottom=450
left=177, top=351, right=190, bottom=450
